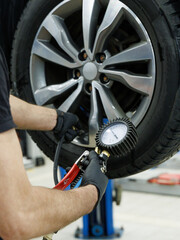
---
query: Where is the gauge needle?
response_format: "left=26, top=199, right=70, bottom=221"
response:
left=111, top=129, right=118, bottom=140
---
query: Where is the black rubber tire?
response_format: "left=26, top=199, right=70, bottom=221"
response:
left=11, top=0, right=180, bottom=179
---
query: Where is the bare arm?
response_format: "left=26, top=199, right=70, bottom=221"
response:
left=10, top=95, right=57, bottom=131
left=0, top=129, right=98, bottom=240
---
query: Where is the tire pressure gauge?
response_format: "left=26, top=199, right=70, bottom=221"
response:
left=95, top=118, right=138, bottom=157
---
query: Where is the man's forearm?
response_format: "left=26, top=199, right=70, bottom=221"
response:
left=22, top=185, right=97, bottom=239
left=10, top=95, right=57, bottom=131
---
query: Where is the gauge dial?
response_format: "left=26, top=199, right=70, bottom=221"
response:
left=101, top=123, right=128, bottom=145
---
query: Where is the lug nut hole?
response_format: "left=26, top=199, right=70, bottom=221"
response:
left=85, top=83, right=92, bottom=93
left=74, top=69, right=81, bottom=79
left=96, top=53, right=106, bottom=63
left=78, top=50, right=88, bottom=61
left=100, top=74, right=109, bottom=84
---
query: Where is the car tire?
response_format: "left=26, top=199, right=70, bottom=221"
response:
left=11, top=0, right=180, bottom=178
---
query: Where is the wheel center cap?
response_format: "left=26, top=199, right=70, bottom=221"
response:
left=83, top=62, right=98, bottom=80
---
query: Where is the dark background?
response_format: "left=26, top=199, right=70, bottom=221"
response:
left=0, top=0, right=28, bottom=63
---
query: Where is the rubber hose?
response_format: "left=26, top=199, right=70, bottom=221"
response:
left=53, top=136, right=64, bottom=185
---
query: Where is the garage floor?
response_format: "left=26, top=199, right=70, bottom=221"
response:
left=27, top=157, right=180, bottom=240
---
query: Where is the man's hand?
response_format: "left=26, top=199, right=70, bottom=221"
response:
left=53, top=110, right=80, bottom=142
left=81, top=151, right=109, bottom=207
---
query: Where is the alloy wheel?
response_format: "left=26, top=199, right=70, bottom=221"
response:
left=30, top=0, right=156, bottom=148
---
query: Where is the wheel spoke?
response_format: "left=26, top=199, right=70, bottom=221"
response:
left=101, top=42, right=153, bottom=68
left=89, top=83, right=103, bottom=146
left=58, top=77, right=84, bottom=112
left=82, top=0, right=101, bottom=60
left=32, top=40, right=81, bottom=68
left=101, top=69, right=154, bottom=96
left=93, top=0, right=124, bottom=56
left=93, top=81, right=126, bottom=121
left=42, top=15, right=81, bottom=64
left=34, top=79, right=78, bottom=106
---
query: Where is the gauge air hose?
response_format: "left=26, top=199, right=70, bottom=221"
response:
left=53, top=136, right=65, bottom=185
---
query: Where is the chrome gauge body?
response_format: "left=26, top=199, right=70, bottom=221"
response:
left=96, top=118, right=138, bottom=157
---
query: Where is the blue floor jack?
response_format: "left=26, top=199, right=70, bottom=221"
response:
left=75, top=180, right=124, bottom=239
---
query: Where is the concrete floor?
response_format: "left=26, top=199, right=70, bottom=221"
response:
left=26, top=156, right=180, bottom=240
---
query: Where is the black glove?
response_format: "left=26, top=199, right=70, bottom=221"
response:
left=53, top=110, right=80, bottom=142
left=81, top=151, right=109, bottom=207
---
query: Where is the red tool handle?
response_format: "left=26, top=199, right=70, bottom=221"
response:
left=53, top=164, right=80, bottom=190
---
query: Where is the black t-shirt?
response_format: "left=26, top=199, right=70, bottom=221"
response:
left=0, top=47, right=16, bottom=132
left=0, top=0, right=28, bottom=133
